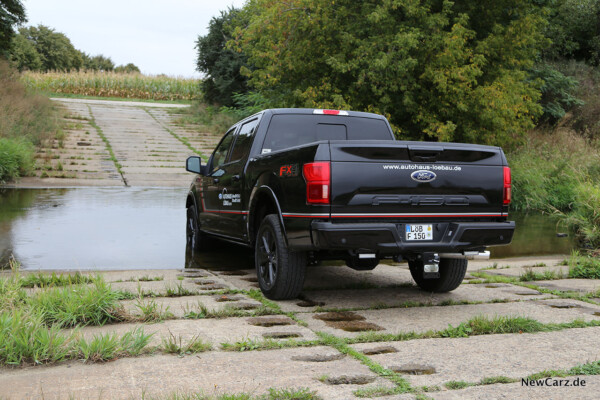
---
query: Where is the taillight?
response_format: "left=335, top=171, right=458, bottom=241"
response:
left=503, top=166, right=511, bottom=205
left=303, top=162, right=330, bottom=204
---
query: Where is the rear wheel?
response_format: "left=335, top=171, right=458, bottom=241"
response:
left=255, top=214, right=306, bottom=300
left=409, top=257, right=468, bottom=292
left=186, top=205, right=209, bottom=252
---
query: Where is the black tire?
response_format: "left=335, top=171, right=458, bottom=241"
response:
left=408, top=257, right=468, bottom=292
left=255, top=214, right=306, bottom=300
left=186, top=205, right=209, bottom=252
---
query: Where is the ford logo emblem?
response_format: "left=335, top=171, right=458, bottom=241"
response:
left=411, top=170, right=437, bottom=183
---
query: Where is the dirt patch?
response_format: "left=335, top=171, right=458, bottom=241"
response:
left=214, top=295, right=242, bottom=302
left=361, top=346, right=398, bottom=355
left=330, top=321, right=384, bottom=332
left=231, top=302, right=260, bottom=310
left=313, top=311, right=365, bottom=322
left=389, top=363, right=437, bottom=375
left=198, top=284, right=228, bottom=290
left=194, top=280, right=216, bottom=286
left=297, top=300, right=326, bottom=307
left=241, top=276, right=259, bottom=283
left=262, top=332, right=302, bottom=339
left=217, top=270, right=249, bottom=276
left=324, top=375, right=376, bottom=385
left=291, top=354, right=345, bottom=362
left=514, top=291, right=541, bottom=296
left=548, top=303, right=582, bottom=309
left=247, top=316, right=294, bottom=327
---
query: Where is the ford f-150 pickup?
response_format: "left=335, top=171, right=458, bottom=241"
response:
left=185, top=108, right=515, bottom=299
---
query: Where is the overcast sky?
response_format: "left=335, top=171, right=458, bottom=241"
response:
left=23, top=0, right=247, bottom=77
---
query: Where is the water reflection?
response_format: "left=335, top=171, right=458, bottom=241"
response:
left=1, top=188, right=187, bottom=270
left=490, top=211, right=575, bottom=258
left=184, top=240, right=254, bottom=271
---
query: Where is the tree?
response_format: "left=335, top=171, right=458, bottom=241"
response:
left=234, top=0, right=548, bottom=148
left=83, top=54, right=114, bottom=71
left=0, top=0, right=26, bottom=56
left=545, top=0, right=600, bottom=65
left=8, top=32, right=41, bottom=70
left=19, top=25, right=82, bottom=71
left=196, top=7, right=250, bottom=106
left=114, top=63, right=140, bottom=73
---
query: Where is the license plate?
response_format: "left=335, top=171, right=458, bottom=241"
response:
left=405, top=224, right=433, bottom=241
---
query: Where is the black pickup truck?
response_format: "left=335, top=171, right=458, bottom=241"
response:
left=185, top=108, right=514, bottom=299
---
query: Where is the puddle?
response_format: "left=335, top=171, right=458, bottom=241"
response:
left=314, top=311, right=365, bottom=322
left=291, top=354, right=345, bottom=362
left=362, top=346, right=398, bottom=355
left=594, top=312, right=600, bottom=316
left=0, top=188, right=187, bottom=270
left=262, top=332, right=302, bottom=339
left=296, top=294, right=326, bottom=307
left=389, top=363, right=436, bottom=375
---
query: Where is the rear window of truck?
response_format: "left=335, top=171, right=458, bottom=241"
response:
left=261, top=114, right=393, bottom=153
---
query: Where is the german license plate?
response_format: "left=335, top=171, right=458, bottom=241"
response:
left=405, top=224, right=433, bottom=241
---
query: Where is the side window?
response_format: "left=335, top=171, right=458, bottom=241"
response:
left=211, top=128, right=235, bottom=173
left=229, top=119, right=258, bottom=163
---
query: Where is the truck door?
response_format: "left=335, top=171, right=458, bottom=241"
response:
left=201, top=127, right=236, bottom=235
left=218, top=118, right=259, bottom=239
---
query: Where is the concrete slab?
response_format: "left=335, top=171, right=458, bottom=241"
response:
left=301, top=299, right=600, bottom=338
left=351, top=327, right=600, bottom=388
left=74, top=315, right=316, bottom=347
left=0, top=348, right=392, bottom=400
left=280, top=284, right=553, bottom=313
left=432, top=375, right=600, bottom=400
left=52, top=98, right=191, bottom=108
left=469, top=256, right=567, bottom=272
left=526, top=279, right=600, bottom=293
left=482, top=265, right=570, bottom=278
left=120, top=294, right=262, bottom=318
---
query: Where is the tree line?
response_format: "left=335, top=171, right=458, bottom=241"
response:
left=196, top=0, right=600, bottom=148
left=0, top=1, right=139, bottom=73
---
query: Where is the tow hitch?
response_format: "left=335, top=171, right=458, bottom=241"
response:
left=421, top=253, right=440, bottom=279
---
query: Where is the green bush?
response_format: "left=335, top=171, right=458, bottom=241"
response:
left=568, top=254, right=600, bottom=279
left=562, top=184, right=600, bottom=249
left=0, top=138, right=34, bottom=183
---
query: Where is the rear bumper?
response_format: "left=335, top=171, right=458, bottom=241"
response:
left=311, top=220, right=515, bottom=255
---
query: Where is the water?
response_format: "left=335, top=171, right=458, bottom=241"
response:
left=490, top=211, right=576, bottom=258
left=1, top=188, right=187, bottom=270
left=0, top=188, right=576, bottom=270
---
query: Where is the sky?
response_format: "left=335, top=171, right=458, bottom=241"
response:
left=23, top=0, right=247, bottom=77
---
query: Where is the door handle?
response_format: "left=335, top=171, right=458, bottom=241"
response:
left=232, top=174, right=241, bottom=182
left=213, top=178, right=220, bottom=184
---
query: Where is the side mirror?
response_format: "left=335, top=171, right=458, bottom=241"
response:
left=186, top=156, right=204, bottom=175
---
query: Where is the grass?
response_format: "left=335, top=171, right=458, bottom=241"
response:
left=317, top=332, right=412, bottom=395
left=520, top=268, right=564, bottom=281
left=19, top=271, right=99, bottom=288
left=164, top=282, right=197, bottom=297
left=151, top=388, right=321, bottom=400
left=0, top=60, right=63, bottom=183
left=46, top=91, right=193, bottom=104
left=169, top=102, right=237, bottom=139
left=568, top=253, right=600, bottom=279
left=161, top=331, right=212, bottom=355
left=78, top=328, right=152, bottom=362
left=221, top=337, right=321, bottom=352
left=142, top=108, right=207, bottom=160
left=87, top=105, right=125, bottom=181
left=22, top=71, right=200, bottom=101
left=134, top=299, right=174, bottom=322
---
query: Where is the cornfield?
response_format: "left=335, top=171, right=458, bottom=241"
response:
left=21, top=71, right=200, bottom=101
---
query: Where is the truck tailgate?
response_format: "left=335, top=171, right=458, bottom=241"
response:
left=328, top=141, right=507, bottom=219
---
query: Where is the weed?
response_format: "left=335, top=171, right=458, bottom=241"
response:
left=165, top=282, right=196, bottom=297
left=568, top=253, right=600, bottom=279
left=78, top=327, right=152, bottom=362
left=28, top=280, right=123, bottom=327
left=520, top=268, right=562, bottom=281
left=444, top=381, right=474, bottom=390
left=161, top=331, right=212, bottom=355
left=479, top=376, right=518, bottom=385
left=134, top=299, right=173, bottom=322
left=220, top=338, right=320, bottom=352
left=19, top=271, right=98, bottom=288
